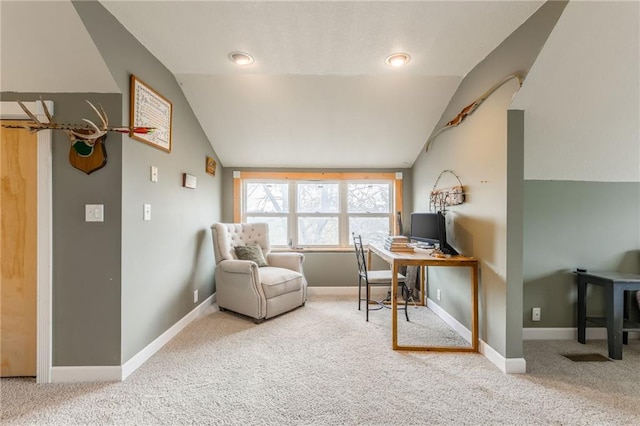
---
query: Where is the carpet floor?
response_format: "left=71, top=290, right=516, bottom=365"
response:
left=2, top=296, right=639, bottom=425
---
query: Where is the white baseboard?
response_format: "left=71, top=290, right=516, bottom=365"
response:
left=523, top=327, right=640, bottom=340
left=51, top=366, right=121, bottom=383
left=308, top=286, right=392, bottom=299
left=122, top=294, right=215, bottom=380
left=308, top=286, right=358, bottom=297
left=426, top=298, right=472, bottom=344
left=426, top=297, right=526, bottom=374
left=479, top=340, right=527, bottom=374
left=51, top=294, right=215, bottom=383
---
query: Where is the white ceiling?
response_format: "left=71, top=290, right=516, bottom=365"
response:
left=1, top=1, right=545, bottom=168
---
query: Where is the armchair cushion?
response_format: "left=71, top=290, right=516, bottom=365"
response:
left=235, top=245, right=268, bottom=267
left=260, top=267, right=304, bottom=299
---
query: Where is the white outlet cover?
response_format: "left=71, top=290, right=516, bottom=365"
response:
left=143, top=204, right=151, bottom=221
left=85, top=204, right=104, bottom=222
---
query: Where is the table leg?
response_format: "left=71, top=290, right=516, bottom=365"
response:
left=606, top=286, right=625, bottom=360
left=577, top=276, right=586, bottom=344
left=470, top=264, right=479, bottom=352
left=392, top=261, right=398, bottom=350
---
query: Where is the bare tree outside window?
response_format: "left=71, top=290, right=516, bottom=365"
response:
left=243, top=179, right=393, bottom=247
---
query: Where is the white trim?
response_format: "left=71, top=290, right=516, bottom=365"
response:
left=426, top=297, right=472, bottom=343
left=523, top=327, right=640, bottom=341
left=49, top=294, right=215, bottom=383
left=121, top=294, right=215, bottom=380
left=479, top=340, right=527, bottom=374
left=308, top=286, right=392, bottom=300
left=308, top=286, right=357, bottom=297
left=1, top=101, right=53, bottom=383
left=51, top=366, right=121, bottom=383
left=426, top=297, right=527, bottom=373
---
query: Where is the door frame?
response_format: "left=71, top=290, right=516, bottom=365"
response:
left=1, top=100, right=53, bottom=383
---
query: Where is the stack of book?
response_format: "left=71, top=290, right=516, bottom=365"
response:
left=383, top=235, right=414, bottom=252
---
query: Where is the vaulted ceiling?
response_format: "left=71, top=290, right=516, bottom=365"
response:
left=1, top=1, right=544, bottom=168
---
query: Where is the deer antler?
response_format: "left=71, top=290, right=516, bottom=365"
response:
left=3, top=99, right=155, bottom=138
left=68, top=101, right=108, bottom=141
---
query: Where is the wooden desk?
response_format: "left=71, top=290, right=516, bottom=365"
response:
left=576, top=271, right=640, bottom=360
left=368, top=243, right=479, bottom=352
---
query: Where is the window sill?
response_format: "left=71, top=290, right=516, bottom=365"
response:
left=271, top=247, right=354, bottom=253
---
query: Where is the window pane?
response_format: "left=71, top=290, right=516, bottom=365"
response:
left=347, top=183, right=390, bottom=213
left=246, top=182, right=289, bottom=213
left=298, top=217, right=338, bottom=245
left=350, top=217, right=390, bottom=245
left=297, top=183, right=339, bottom=213
left=246, top=216, right=288, bottom=246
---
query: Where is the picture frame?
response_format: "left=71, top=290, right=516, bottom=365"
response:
left=183, top=173, right=197, bottom=189
left=206, top=156, right=217, bottom=176
left=130, top=75, right=173, bottom=153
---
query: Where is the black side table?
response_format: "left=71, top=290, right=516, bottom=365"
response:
left=576, top=271, right=640, bottom=360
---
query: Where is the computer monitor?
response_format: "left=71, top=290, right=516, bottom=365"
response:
left=410, top=213, right=439, bottom=245
left=436, top=211, right=458, bottom=255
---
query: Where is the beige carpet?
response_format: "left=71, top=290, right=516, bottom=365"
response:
left=2, top=296, right=639, bottom=425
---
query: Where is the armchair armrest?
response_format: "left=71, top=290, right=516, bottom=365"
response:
left=218, top=259, right=258, bottom=274
left=267, top=252, right=305, bottom=273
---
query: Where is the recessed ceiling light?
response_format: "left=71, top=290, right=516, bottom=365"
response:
left=385, top=52, right=411, bottom=67
left=228, top=51, right=254, bottom=66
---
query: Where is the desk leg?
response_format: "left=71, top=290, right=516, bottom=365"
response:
left=577, top=277, right=586, bottom=344
left=470, top=264, right=479, bottom=352
left=606, top=286, right=624, bottom=360
left=391, top=261, right=398, bottom=350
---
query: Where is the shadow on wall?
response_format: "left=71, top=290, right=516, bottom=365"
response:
left=449, top=213, right=496, bottom=263
left=618, top=249, right=640, bottom=274
left=183, top=228, right=210, bottom=301
left=618, top=250, right=640, bottom=321
left=523, top=269, right=603, bottom=328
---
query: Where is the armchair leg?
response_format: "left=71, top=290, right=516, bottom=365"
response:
left=253, top=317, right=265, bottom=324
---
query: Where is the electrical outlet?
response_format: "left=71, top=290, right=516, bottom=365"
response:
left=143, top=204, right=151, bottom=221
left=532, top=307, right=541, bottom=321
left=436, top=289, right=441, bottom=301
left=150, top=166, right=158, bottom=182
left=193, top=289, right=198, bottom=304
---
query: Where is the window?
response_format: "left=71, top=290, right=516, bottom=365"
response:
left=236, top=172, right=402, bottom=248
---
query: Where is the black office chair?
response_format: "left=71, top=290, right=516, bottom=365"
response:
left=353, top=234, right=410, bottom=322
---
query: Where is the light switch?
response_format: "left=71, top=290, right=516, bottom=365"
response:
left=150, top=166, right=158, bottom=183
left=85, top=204, right=104, bottom=222
left=143, top=204, right=151, bottom=221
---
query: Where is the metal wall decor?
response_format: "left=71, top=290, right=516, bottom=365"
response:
left=430, top=170, right=465, bottom=212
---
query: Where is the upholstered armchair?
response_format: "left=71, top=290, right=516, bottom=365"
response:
left=211, top=223, right=307, bottom=323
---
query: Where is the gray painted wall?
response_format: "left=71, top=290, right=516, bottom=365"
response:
left=73, top=1, right=223, bottom=363
left=411, top=1, right=567, bottom=358
left=523, top=181, right=640, bottom=326
left=1, top=92, right=123, bottom=366
left=511, top=2, right=640, bottom=332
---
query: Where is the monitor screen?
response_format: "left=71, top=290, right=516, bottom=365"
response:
left=410, top=213, right=439, bottom=244
left=437, top=211, right=458, bottom=255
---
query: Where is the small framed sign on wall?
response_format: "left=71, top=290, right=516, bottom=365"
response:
left=183, top=173, right=197, bottom=189
left=130, top=75, right=173, bottom=153
left=206, top=156, right=217, bottom=176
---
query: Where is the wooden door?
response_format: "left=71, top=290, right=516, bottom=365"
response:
left=1, top=121, right=37, bottom=377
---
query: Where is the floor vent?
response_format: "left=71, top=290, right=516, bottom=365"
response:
left=562, top=353, right=611, bottom=362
